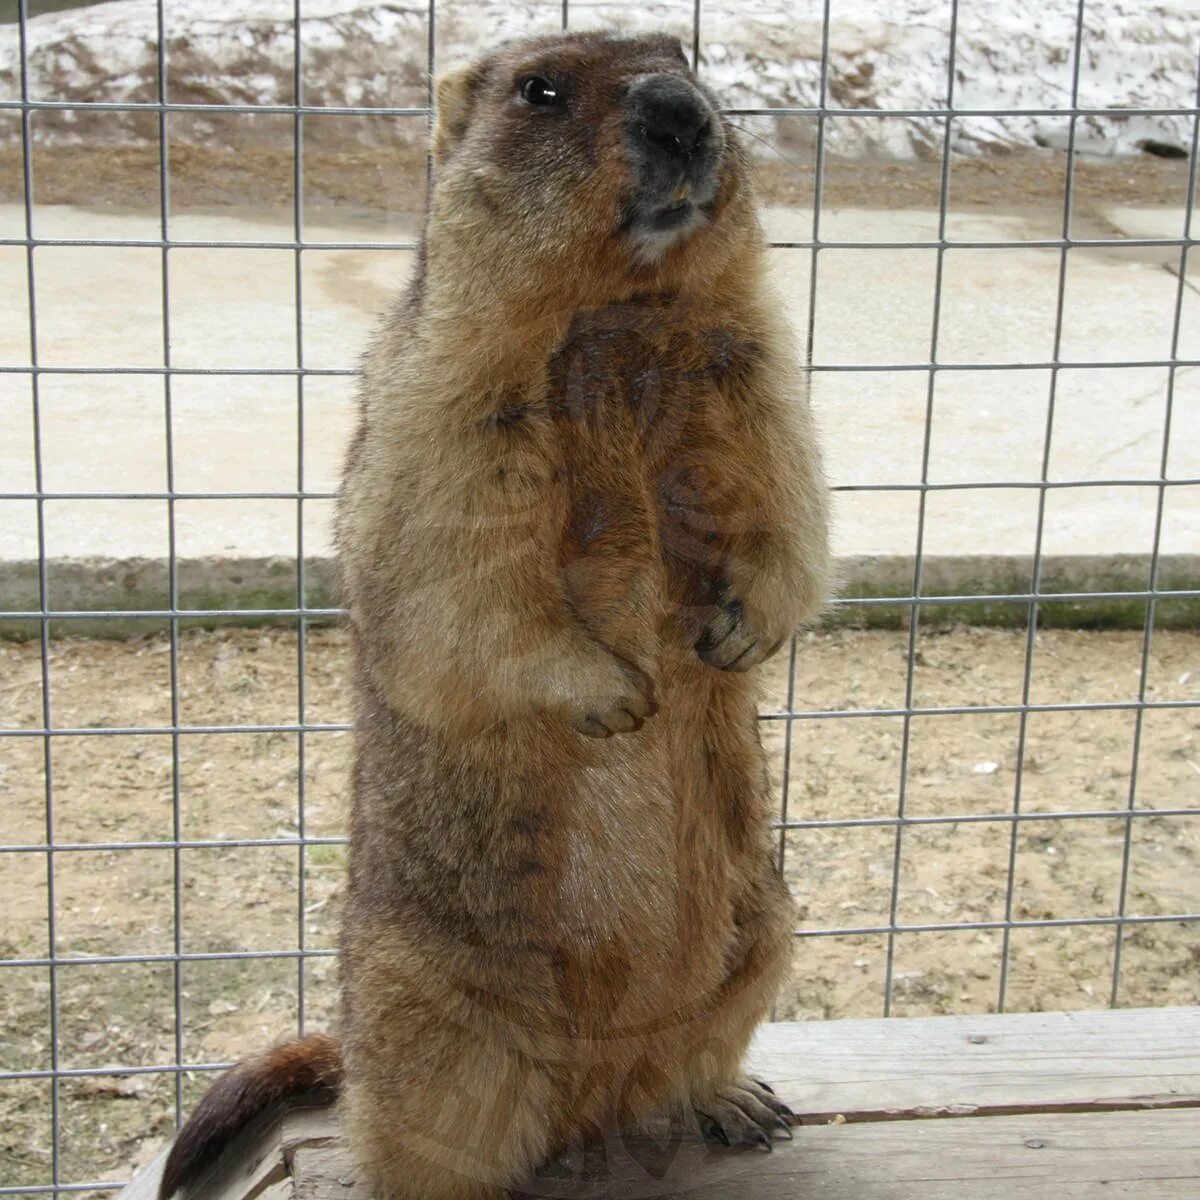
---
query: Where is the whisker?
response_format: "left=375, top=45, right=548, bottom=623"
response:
left=725, top=119, right=809, bottom=174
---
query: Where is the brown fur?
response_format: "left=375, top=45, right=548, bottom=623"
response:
left=161, top=32, right=828, bottom=1200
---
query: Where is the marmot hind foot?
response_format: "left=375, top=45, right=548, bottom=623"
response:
left=693, top=1076, right=797, bottom=1151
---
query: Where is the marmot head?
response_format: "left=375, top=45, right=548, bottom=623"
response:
left=427, top=33, right=754, bottom=308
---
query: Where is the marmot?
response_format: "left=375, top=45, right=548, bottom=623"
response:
left=160, top=31, right=829, bottom=1200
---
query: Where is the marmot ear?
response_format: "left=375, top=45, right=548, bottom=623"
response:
left=433, top=64, right=485, bottom=160
left=653, top=34, right=690, bottom=67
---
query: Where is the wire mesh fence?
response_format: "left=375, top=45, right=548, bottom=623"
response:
left=0, top=0, right=1198, bottom=1195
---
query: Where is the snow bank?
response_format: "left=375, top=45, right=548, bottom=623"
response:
left=1, top=0, right=1196, bottom=158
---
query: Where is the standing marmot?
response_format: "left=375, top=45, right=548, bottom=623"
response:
left=160, top=31, right=828, bottom=1200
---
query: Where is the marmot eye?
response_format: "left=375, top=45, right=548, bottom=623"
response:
left=519, top=76, right=560, bottom=106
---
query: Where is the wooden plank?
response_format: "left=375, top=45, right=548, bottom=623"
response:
left=746, top=1005, right=1200, bottom=1121
left=252, top=1183, right=295, bottom=1200
left=125, top=1008, right=1200, bottom=1200
left=288, top=1110, right=1199, bottom=1200
left=115, top=1146, right=167, bottom=1200
left=291, top=1147, right=371, bottom=1200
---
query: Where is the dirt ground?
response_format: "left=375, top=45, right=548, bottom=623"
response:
left=2, top=134, right=1194, bottom=223
left=1, top=624, right=1198, bottom=1192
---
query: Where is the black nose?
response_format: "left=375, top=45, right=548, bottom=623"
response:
left=628, top=74, right=712, bottom=159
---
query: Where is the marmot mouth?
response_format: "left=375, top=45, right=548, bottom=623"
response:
left=650, top=200, right=698, bottom=230
left=617, top=189, right=711, bottom=263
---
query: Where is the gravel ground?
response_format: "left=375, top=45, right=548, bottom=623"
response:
left=1, top=624, right=1198, bottom=1192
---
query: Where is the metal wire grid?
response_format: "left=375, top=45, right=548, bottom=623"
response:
left=0, top=0, right=1199, bottom=1194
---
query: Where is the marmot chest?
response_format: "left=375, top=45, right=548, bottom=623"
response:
left=545, top=305, right=753, bottom=597
left=545, top=303, right=745, bottom=440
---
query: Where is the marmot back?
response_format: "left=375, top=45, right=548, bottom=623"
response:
left=160, top=31, right=829, bottom=1200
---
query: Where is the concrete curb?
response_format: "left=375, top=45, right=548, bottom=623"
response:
left=2, top=554, right=1195, bottom=638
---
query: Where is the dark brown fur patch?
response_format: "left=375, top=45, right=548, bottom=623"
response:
left=158, top=1034, right=342, bottom=1199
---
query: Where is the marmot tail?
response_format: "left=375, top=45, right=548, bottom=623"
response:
left=158, top=1033, right=342, bottom=1199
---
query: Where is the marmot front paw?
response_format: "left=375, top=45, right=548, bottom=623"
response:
left=562, top=651, right=658, bottom=738
left=695, top=594, right=788, bottom=672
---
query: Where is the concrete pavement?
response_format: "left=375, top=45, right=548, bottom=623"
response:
left=1, top=201, right=1196, bottom=623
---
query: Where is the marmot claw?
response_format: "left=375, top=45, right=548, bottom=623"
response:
left=694, top=1078, right=797, bottom=1151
